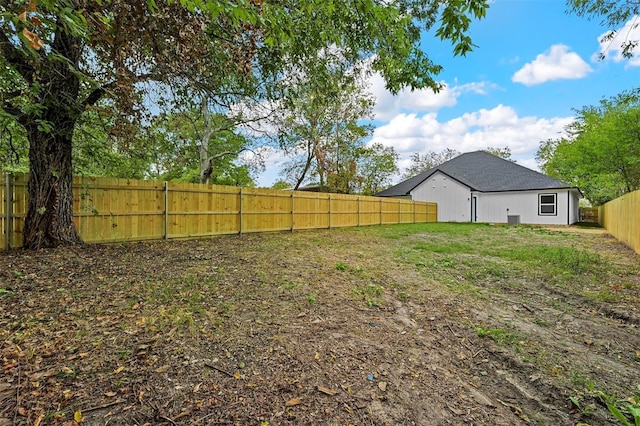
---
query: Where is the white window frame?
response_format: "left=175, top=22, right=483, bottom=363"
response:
left=539, top=193, right=557, bottom=216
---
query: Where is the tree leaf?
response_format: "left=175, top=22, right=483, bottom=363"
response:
left=285, top=397, right=302, bottom=406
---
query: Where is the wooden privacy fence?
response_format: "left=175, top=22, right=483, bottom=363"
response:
left=598, top=190, right=640, bottom=255
left=578, top=207, right=599, bottom=223
left=1, top=173, right=437, bottom=250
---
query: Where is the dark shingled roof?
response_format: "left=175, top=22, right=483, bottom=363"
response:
left=377, top=151, right=574, bottom=197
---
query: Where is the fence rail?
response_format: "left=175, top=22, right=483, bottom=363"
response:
left=598, top=190, right=640, bottom=255
left=1, top=173, right=437, bottom=250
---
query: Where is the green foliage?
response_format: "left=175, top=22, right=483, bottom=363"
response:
left=335, top=262, right=348, bottom=271
left=354, top=143, right=399, bottom=195
left=271, top=180, right=292, bottom=190
left=144, top=110, right=256, bottom=186
left=1, top=0, right=489, bottom=246
left=537, top=91, right=640, bottom=205
left=597, top=388, right=640, bottom=426
left=402, top=148, right=460, bottom=179
left=0, top=115, right=28, bottom=173
left=275, top=62, right=376, bottom=192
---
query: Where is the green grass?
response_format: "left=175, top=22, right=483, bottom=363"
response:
left=413, top=241, right=473, bottom=254
left=475, top=326, right=521, bottom=346
left=351, top=283, right=384, bottom=307
left=491, top=245, right=601, bottom=274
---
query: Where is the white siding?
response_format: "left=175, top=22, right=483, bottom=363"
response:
left=410, top=172, right=471, bottom=222
left=568, top=189, right=581, bottom=224
left=407, top=171, right=581, bottom=225
left=473, top=189, right=578, bottom=225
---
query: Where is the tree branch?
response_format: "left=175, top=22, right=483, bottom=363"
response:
left=0, top=31, right=35, bottom=82
left=79, top=72, right=164, bottom=112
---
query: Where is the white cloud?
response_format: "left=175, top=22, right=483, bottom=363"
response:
left=516, top=158, right=540, bottom=172
left=512, top=44, right=593, bottom=86
left=370, top=73, right=499, bottom=120
left=595, top=17, right=640, bottom=66
left=370, top=105, right=573, bottom=173
left=257, top=105, right=573, bottom=186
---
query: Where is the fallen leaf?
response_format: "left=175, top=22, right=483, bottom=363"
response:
left=21, top=28, right=44, bottom=50
left=113, top=366, right=125, bottom=374
left=317, top=386, right=338, bottom=396
left=17, top=407, right=27, bottom=416
left=74, top=409, right=83, bottom=422
left=378, top=382, right=387, bottom=392
left=2, top=362, right=18, bottom=371
left=104, top=391, right=117, bottom=397
left=154, top=365, right=170, bottom=373
left=34, top=414, right=45, bottom=426
left=193, top=383, right=201, bottom=393
left=285, top=397, right=302, bottom=407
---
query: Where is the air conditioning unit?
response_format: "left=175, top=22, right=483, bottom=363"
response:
left=507, top=215, right=520, bottom=226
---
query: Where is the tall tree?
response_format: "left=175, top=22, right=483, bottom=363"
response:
left=148, top=109, right=258, bottom=186
left=276, top=57, right=375, bottom=191
left=402, top=148, right=460, bottom=179
left=353, top=143, right=399, bottom=195
left=1, top=0, right=489, bottom=248
left=537, top=92, right=640, bottom=205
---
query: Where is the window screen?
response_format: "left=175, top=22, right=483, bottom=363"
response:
left=539, top=193, right=557, bottom=216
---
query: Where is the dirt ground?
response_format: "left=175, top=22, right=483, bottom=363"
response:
left=1, top=223, right=639, bottom=426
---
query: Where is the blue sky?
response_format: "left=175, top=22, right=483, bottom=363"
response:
left=256, top=0, right=639, bottom=187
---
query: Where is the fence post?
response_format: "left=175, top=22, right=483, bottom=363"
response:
left=328, top=193, right=332, bottom=229
left=239, top=187, right=243, bottom=236
left=398, top=199, right=401, bottom=224
left=413, top=201, right=416, bottom=224
left=4, top=173, right=12, bottom=250
left=379, top=198, right=382, bottom=225
left=357, top=196, right=360, bottom=227
left=164, top=181, right=169, bottom=240
left=291, top=190, right=294, bottom=232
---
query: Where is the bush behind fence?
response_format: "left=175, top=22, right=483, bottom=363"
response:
left=1, top=173, right=437, bottom=250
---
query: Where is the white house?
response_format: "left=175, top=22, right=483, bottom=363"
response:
left=377, top=151, right=582, bottom=225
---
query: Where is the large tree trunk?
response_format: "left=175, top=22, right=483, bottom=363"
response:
left=23, top=124, right=82, bottom=249
left=21, top=27, right=84, bottom=249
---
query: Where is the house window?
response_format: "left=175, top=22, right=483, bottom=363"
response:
left=539, top=193, right=557, bottom=216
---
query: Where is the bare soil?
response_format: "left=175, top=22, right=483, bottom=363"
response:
left=1, top=223, right=639, bottom=426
